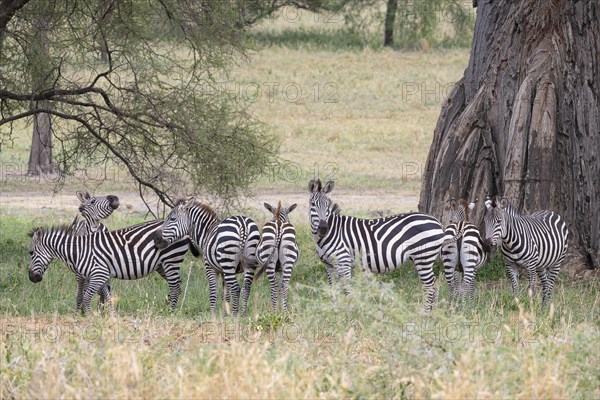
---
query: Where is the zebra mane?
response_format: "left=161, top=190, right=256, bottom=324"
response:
left=28, top=224, right=75, bottom=238
left=189, top=200, right=220, bottom=220
left=275, top=201, right=282, bottom=225
left=174, top=197, right=189, bottom=207
left=173, top=198, right=219, bottom=219
left=332, top=203, right=341, bottom=215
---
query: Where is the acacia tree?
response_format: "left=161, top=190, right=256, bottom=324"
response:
left=419, top=0, right=599, bottom=268
left=0, top=0, right=277, bottom=207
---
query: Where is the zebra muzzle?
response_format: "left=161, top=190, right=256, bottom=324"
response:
left=317, top=220, right=328, bottom=238
left=153, top=231, right=169, bottom=249
left=107, top=195, right=120, bottom=209
left=29, top=270, right=42, bottom=283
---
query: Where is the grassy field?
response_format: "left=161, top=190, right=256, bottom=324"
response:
left=1, top=209, right=599, bottom=398
left=1, top=11, right=599, bottom=400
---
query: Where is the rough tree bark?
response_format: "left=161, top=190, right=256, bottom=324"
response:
left=419, top=0, right=599, bottom=269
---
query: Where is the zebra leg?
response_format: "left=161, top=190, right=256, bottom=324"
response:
left=223, top=274, right=241, bottom=316
left=240, top=269, right=255, bottom=316
left=542, top=264, right=561, bottom=306
left=525, top=264, right=537, bottom=299
left=442, top=243, right=459, bottom=304
left=157, top=265, right=182, bottom=311
left=505, top=263, right=519, bottom=294
left=324, top=261, right=335, bottom=286
left=414, top=261, right=438, bottom=313
left=221, top=274, right=231, bottom=309
left=454, top=272, right=462, bottom=304
left=280, top=262, right=293, bottom=313
left=205, top=266, right=219, bottom=316
left=98, top=282, right=114, bottom=312
left=266, top=263, right=279, bottom=312
left=81, top=273, right=109, bottom=315
left=461, top=266, right=475, bottom=306
left=336, top=263, right=352, bottom=296
left=76, top=273, right=87, bottom=312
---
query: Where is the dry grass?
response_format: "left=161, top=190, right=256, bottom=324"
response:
left=234, top=47, right=468, bottom=192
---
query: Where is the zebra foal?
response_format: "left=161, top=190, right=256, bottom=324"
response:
left=483, top=196, right=568, bottom=305
left=308, top=179, right=445, bottom=312
left=154, top=198, right=260, bottom=316
left=256, top=201, right=299, bottom=313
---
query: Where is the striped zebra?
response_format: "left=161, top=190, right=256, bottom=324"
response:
left=70, top=191, right=120, bottom=311
left=154, top=198, right=260, bottom=316
left=28, top=219, right=196, bottom=314
left=483, top=196, right=568, bottom=305
left=308, top=180, right=445, bottom=312
left=442, top=198, right=486, bottom=305
left=71, top=191, right=120, bottom=235
left=256, top=201, right=299, bottom=313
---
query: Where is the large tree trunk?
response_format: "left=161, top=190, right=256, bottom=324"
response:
left=419, top=0, right=599, bottom=269
left=27, top=14, right=56, bottom=175
left=27, top=104, right=54, bottom=175
left=383, top=0, right=398, bottom=47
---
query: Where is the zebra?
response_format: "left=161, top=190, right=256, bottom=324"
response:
left=28, top=219, right=197, bottom=314
left=441, top=198, right=487, bottom=305
left=308, top=179, right=445, bottom=312
left=71, top=191, right=120, bottom=235
left=483, top=196, right=568, bottom=305
left=70, top=191, right=120, bottom=311
left=255, top=201, right=299, bottom=313
left=153, top=198, right=260, bottom=316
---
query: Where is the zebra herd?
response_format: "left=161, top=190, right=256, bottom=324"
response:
left=27, top=180, right=568, bottom=315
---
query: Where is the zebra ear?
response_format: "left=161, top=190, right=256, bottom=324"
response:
left=448, top=198, right=457, bottom=209
left=264, top=202, right=275, bottom=214
left=76, top=191, right=90, bottom=203
left=323, top=181, right=335, bottom=194
left=27, top=227, right=41, bottom=239
left=484, top=196, right=493, bottom=210
left=182, top=197, right=196, bottom=210
left=308, top=179, right=320, bottom=193
left=287, top=203, right=297, bottom=214
left=499, top=196, right=509, bottom=208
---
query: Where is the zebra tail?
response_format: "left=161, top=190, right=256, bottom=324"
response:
left=443, top=227, right=464, bottom=245
left=254, top=247, right=277, bottom=282
left=186, top=237, right=201, bottom=257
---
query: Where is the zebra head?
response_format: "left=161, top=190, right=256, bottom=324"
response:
left=447, top=198, right=466, bottom=223
left=447, top=197, right=478, bottom=224
left=154, top=197, right=195, bottom=249
left=264, top=201, right=297, bottom=223
left=27, top=227, right=62, bottom=283
left=76, top=191, right=119, bottom=232
left=483, top=196, right=503, bottom=249
left=308, top=179, right=337, bottom=238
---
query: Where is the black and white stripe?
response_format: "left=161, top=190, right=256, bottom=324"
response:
left=154, top=198, right=260, bottom=315
left=308, top=180, right=445, bottom=312
left=441, top=198, right=486, bottom=305
left=71, top=191, right=120, bottom=235
left=256, top=201, right=299, bottom=313
left=28, top=219, right=194, bottom=314
left=483, top=196, right=568, bottom=305
left=70, top=192, right=120, bottom=311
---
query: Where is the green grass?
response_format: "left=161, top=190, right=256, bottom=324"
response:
left=1, top=209, right=599, bottom=398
